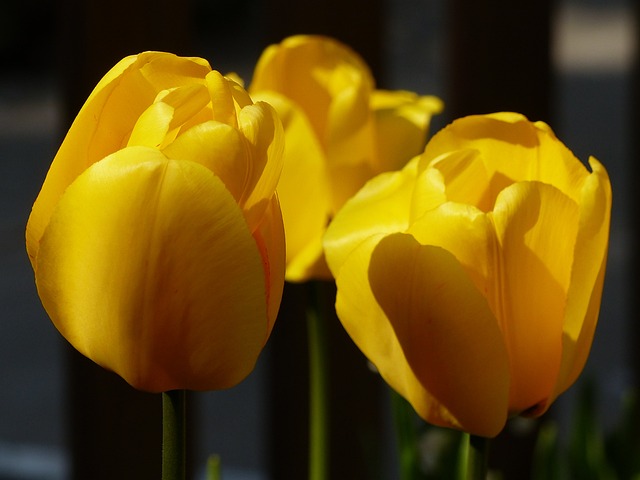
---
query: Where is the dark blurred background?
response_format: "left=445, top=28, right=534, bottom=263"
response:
left=0, top=0, right=636, bottom=478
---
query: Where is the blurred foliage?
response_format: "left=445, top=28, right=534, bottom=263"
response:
left=394, top=380, right=640, bottom=479
left=532, top=380, right=640, bottom=480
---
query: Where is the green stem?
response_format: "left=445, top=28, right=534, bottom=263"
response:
left=307, top=281, right=328, bottom=480
left=162, top=390, right=186, bottom=480
left=206, top=455, right=222, bottom=480
left=466, top=434, right=490, bottom=480
left=390, top=389, right=420, bottom=480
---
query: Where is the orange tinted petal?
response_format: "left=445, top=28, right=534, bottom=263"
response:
left=251, top=91, right=331, bottom=281
left=252, top=194, right=286, bottom=335
left=490, top=181, right=580, bottom=414
left=237, top=102, right=284, bottom=230
left=552, top=157, right=612, bottom=399
left=368, top=233, right=510, bottom=437
left=333, top=234, right=462, bottom=431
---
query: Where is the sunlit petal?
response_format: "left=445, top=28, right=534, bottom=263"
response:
left=324, top=158, right=418, bottom=277
left=35, top=146, right=268, bottom=392
left=127, top=102, right=173, bottom=148
left=371, top=90, right=443, bottom=172
left=408, top=201, right=496, bottom=296
left=552, top=157, right=612, bottom=399
left=428, top=149, right=494, bottom=211
left=252, top=91, right=331, bottom=281
left=26, top=53, right=212, bottom=265
left=155, top=83, right=210, bottom=137
left=206, top=70, right=238, bottom=127
left=250, top=35, right=374, bottom=141
left=162, top=120, right=250, bottom=202
left=237, top=102, right=285, bottom=230
left=490, top=181, right=580, bottom=414
left=421, top=113, right=587, bottom=203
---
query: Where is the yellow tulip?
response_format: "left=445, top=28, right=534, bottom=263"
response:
left=26, top=52, right=285, bottom=393
left=249, top=35, right=442, bottom=281
left=324, top=112, right=612, bottom=437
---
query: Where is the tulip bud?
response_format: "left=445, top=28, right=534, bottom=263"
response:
left=250, top=35, right=442, bottom=281
left=26, top=52, right=285, bottom=392
left=324, top=112, right=612, bottom=437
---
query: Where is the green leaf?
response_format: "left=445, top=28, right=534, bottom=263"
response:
left=605, top=390, right=640, bottom=478
left=532, top=422, right=565, bottom=480
left=568, top=379, right=615, bottom=480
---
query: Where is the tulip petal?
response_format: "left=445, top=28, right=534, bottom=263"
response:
left=250, top=35, right=374, bottom=142
left=325, top=75, right=374, bottom=168
left=408, top=162, right=448, bottom=222
left=322, top=70, right=376, bottom=210
left=206, top=70, right=238, bottom=127
left=428, top=149, right=494, bottom=212
left=552, top=157, right=612, bottom=399
left=421, top=113, right=587, bottom=203
left=490, top=181, right=580, bottom=414
left=127, top=101, right=173, bottom=148
left=35, top=146, right=268, bottom=392
left=155, top=83, right=211, bottom=135
left=26, top=52, right=212, bottom=266
left=323, top=158, right=418, bottom=277
left=335, top=232, right=510, bottom=437
left=371, top=90, right=443, bottom=172
left=333, top=234, right=457, bottom=429
left=408, top=201, right=496, bottom=297
left=252, top=91, right=332, bottom=281
left=252, top=194, right=286, bottom=334
left=162, top=120, right=250, bottom=203
left=128, top=85, right=211, bottom=150
left=237, top=102, right=285, bottom=230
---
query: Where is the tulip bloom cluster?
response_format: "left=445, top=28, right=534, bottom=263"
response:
left=26, top=52, right=285, bottom=393
left=249, top=35, right=442, bottom=281
left=324, top=112, right=612, bottom=437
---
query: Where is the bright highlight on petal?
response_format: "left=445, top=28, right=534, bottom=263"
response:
left=36, top=147, right=268, bottom=391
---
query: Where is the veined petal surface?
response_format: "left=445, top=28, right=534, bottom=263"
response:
left=490, top=181, right=580, bottom=414
left=35, top=147, right=268, bottom=392
left=552, top=157, right=612, bottom=399
left=324, top=111, right=612, bottom=436
left=26, top=52, right=212, bottom=266
left=237, top=102, right=284, bottom=230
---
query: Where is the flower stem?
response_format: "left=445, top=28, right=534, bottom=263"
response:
left=206, top=455, right=222, bottom=480
left=466, top=434, right=490, bottom=480
left=162, top=390, right=186, bottom=480
left=390, top=389, right=420, bottom=480
left=307, top=281, right=328, bottom=480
